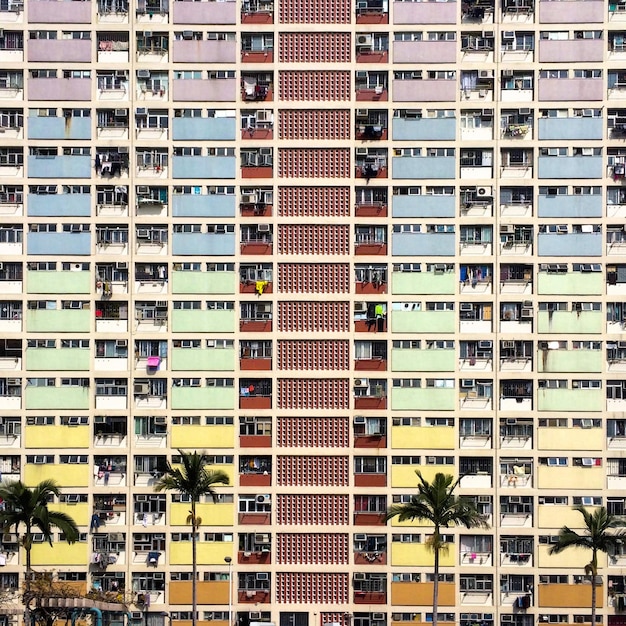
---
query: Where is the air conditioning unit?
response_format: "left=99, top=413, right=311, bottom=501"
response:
left=482, top=108, right=494, bottom=117
left=114, top=109, right=127, bottom=117
left=137, top=70, right=150, bottom=79
left=354, top=573, right=367, bottom=581
left=137, top=186, right=149, bottom=195
left=94, top=416, right=107, bottom=424
left=477, top=186, right=492, bottom=197
left=356, top=147, right=369, bottom=156
left=461, top=379, right=475, bottom=388
left=478, top=340, right=492, bottom=349
left=479, top=70, right=493, bottom=79
left=355, top=533, right=368, bottom=541
left=131, top=612, right=144, bottom=621
left=373, top=614, right=385, bottom=621
left=109, top=533, right=124, bottom=542
left=509, top=496, right=522, bottom=504
left=503, top=31, right=515, bottom=39
left=134, top=382, right=150, bottom=395
left=502, top=617, right=514, bottom=623
left=32, top=533, right=45, bottom=543
left=154, top=416, right=167, bottom=425
left=357, top=34, right=373, bottom=47
left=116, top=262, right=128, bottom=270
left=250, top=613, right=262, bottom=620
left=521, top=307, right=533, bottom=318
left=477, top=495, right=491, bottom=503
left=137, top=229, right=150, bottom=238
left=136, top=107, right=147, bottom=116
left=256, top=110, right=272, bottom=123
left=519, top=107, right=531, bottom=115
left=460, top=303, right=473, bottom=312
left=156, top=301, right=167, bottom=308
left=256, top=494, right=271, bottom=504
left=257, top=223, right=271, bottom=232
left=182, top=30, right=193, bottom=39
left=354, top=416, right=366, bottom=424
left=356, top=109, right=369, bottom=118
left=256, top=573, right=269, bottom=581
left=503, top=69, right=514, bottom=77
left=242, top=193, right=258, bottom=204
left=6, top=378, right=20, bottom=386
left=254, top=533, right=270, bottom=544
left=117, top=146, right=129, bottom=154
left=354, top=379, right=369, bottom=388
left=356, top=71, right=368, bottom=80
left=355, top=301, right=367, bottom=313
left=500, top=224, right=515, bottom=234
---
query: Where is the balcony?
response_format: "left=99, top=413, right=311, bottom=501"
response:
left=355, top=340, right=387, bottom=371
left=239, top=304, right=272, bottom=333
left=393, top=78, right=456, bottom=102
left=28, top=116, right=90, bottom=141
left=393, top=40, right=456, bottom=64
left=538, top=193, right=602, bottom=218
left=173, top=77, right=237, bottom=102
left=538, top=77, right=603, bottom=102
left=172, top=192, right=236, bottom=218
left=393, top=345, right=456, bottom=372
left=241, top=35, right=274, bottom=63
left=242, top=0, right=273, bottom=22
left=394, top=0, right=457, bottom=23
left=171, top=308, right=235, bottom=334
left=172, top=116, right=236, bottom=141
left=500, top=381, right=533, bottom=411
left=538, top=0, right=603, bottom=22
left=172, top=383, right=235, bottom=411
left=29, top=78, right=91, bottom=101
left=392, top=194, right=455, bottom=219
left=392, top=306, right=455, bottom=334
left=26, top=307, right=90, bottom=333
left=172, top=155, right=236, bottom=180
left=28, top=155, right=91, bottom=179
left=171, top=269, right=236, bottom=295
left=172, top=231, right=236, bottom=256
left=173, top=39, right=237, bottom=64
left=537, top=384, right=603, bottom=412
left=173, top=0, right=236, bottom=23
left=354, top=379, right=387, bottom=410
left=538, top=116, right=603, bottom=141
left=538, top=156, right=603, bottom=179
left=29, top=38, right=91, bottom=64
left=392, top=116, right=455, bottom=141
left=392, top=231, right=456, bottom=257
left=356, top=0, right=389, bottom=23
left=537, top=231, right=602, bottom=257
left=391, top=385, right=456, bottom=411
left=30, top=0, right=92, bottom=22
left=393, top=155, right=456, bottom=179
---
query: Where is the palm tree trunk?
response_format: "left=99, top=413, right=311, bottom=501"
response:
left=432, top=530, right=440, bottom=626
left=191, top=502, right=198, bottom=626
left=590, top=554, right=597, bottom=626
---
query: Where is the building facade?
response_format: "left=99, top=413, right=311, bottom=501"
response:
left=1, top=0, right=626, bottom=626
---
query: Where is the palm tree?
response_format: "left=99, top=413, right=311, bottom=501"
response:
left=549, top=506, right=626, bottom=625
left=0, top=480, right=79, bottom=588
left=385, top=471, right=488, bottom=626
left=154, top=450, right=230, bottom=626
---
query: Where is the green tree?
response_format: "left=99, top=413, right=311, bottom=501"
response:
left=549, top=506, right=626, bottom=625
left=0, top=480, right=79, bottom=581
left=385, top=472, right=488, bottom=626
left=154, top=450, right=230, bottom=626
